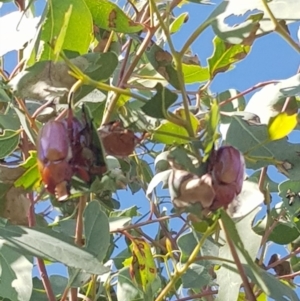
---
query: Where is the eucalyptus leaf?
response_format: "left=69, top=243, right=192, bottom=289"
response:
left=141, top=84, right=177, bottom=119
left=37, top=0, right=93, bottom=61
left=0, top=245, right=33, bottom=301
left=0, top=224, right=109, bottom=275
left=84, top=201, right=110, bottom=261
left=84, top=0, right=143, bottom=33
left=208, top=36, right=250, bottom=78
left=0, top=130, right=20, bottom=159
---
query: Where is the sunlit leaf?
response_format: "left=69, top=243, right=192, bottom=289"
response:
left=129, top=237, right=157, bottom=291
left=84, top=0, right=143, bottom=33
left=14, top=151, right=40, bottom=190
left=182, top=64, right=210, bottom=84
left=38, top=0, right=93, bottom=61
left=267, top=112, right=297, bottom=141
left=203, top=100, right=220, bottom=161
left=53, top=5, right=73, bottom=60
left=169, top=12, right=188, bottom=34
left=208, top=36, right=250, bottom=78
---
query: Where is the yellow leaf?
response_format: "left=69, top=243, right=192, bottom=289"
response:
left=268, top=112, right=297, bottom=141
left=237, top=291, right=267, bottom=301
left=129, top=237, right=156, bottom=291
left=175, top=108, right=199, bottom=134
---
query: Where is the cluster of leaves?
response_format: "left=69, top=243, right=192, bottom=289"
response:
left=0, top=0, right=300, bottom=301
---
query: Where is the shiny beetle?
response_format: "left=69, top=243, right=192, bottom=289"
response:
left=37, top=120, right=73, bottom=201
left=37, top=106, right=107, bottom=201
left=209, top=146, right=245, bottom=209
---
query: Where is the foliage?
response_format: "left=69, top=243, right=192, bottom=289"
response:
left=0, top=0, right=300, bottom=301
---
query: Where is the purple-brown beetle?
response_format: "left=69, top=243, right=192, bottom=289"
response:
left=37, top=106, right=107, bottom=200
left=209, top=146, right=245, bottom=209
left=37, top=120, right=73, bottom=201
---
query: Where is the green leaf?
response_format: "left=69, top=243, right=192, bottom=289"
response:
left=208, top=36, right=250, bottom=78
left=0, top=129, right=20, bottom=159
left=167, top=147, right=198, bottom=174
left=225, top=116, right=300, bottom=178
left=243, top=265, right=299, bottom=301
left=216, top=209, right=260, bottom=301
left=67, top=267, right=91, bottom=288
left=117, top=267, right=143, bottom=301
left=180, top=262, right=212, bottom=290
left=146, top=44, right=180, bottom=89
left=14, top=151, right=40, bottom=190
left=203, top=100, right=220, bottom=160
left=38, top=0, right=93, bottom=61
left=53, top=5, right=73, bottom=60
left=278, top=180, right=300, bottom=219
left=0, top=245, right=33, bottom=301
left=152, top=110, right=199, bottom=145
left=267, top=112, right=297, bottom=141
left=0, top=224, right=109, bottom=275
left=31, top=276, right=68, bottom=301
left=84, top=201, right=110, bottom=261
left=177, top=230, right=219, bottom=263
left=130, top=237, right=157, bottom=291
left=182, top=64, right=209, bottom=84
left=219, top=210, right=298, bottom=301
left=141, top=84, right=178, bottom=119
left=109, top=217, right=131, bottom=232
left=253, top=206, right=300, bottom=245
left=84, top=0, right=143, bottom=33
left=53, top=219, right=76, bottom=237
left=217, top=89, right=246, bottom=124
left=110, top=206, right=141, bottom=218
left=169, top=12, right=188, bottom=34
left=13, top=107, right=36, bottom=145
left=0, top=87, right=10, bottom=102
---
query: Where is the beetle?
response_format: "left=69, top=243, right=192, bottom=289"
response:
left=37, top=105, right=107, bottom=200
left=208, top=146, right=245, bottom=210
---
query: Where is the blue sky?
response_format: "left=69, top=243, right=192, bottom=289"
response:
left=1, top=0, right=300, bottom=298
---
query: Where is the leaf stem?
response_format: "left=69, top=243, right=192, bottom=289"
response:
left=75, top=195, right=87, bottom=246
left=261, top=0, right=300, bottom=53
left=220, top=219, right=256, bottom=301
left=154, top=221, right=217, bottom=301
left=180, top=20, right=211, bottom=57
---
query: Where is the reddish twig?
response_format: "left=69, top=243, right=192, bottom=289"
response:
left=220, top=219, right=256, bottom=301
left=219, top=80, right=279, bottom=107
left=110, top=214, right=178, bottom=233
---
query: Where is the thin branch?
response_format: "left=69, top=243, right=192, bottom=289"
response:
left=111, top=214, right=178, bottom=233
left=154, top=221, right=217, bottom=301
left=75, top=195, right=87, bottom=246
left=266, top=247, right=300, bottom=270
left=220, top=219, right=256, bottom=301
left=260, top=208, right=286, bottom=248
left=219, top=80, right=279, bottom=107
left=261, top=0, right=300, bottom=53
